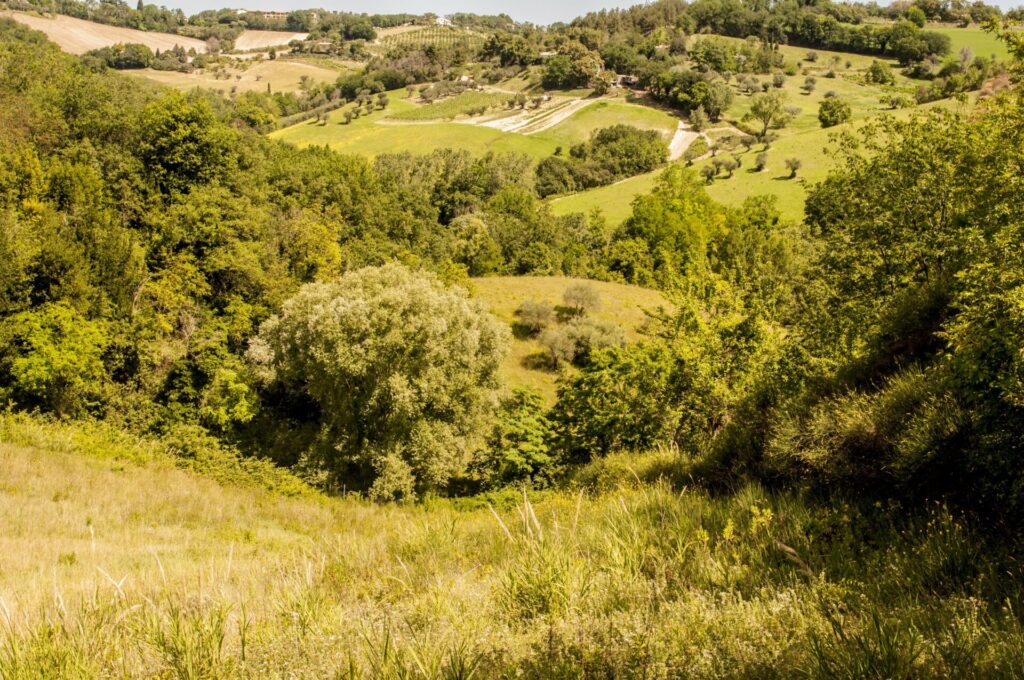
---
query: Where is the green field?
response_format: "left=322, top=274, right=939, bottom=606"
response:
left=272, top=94, right=680, bottom=162
left=551, top=55, right=968, bottom=225
left=548, top=169, right=661, bottom=226
left=930, top=25, right=1013, bottom=61
left=271, top=90, right=552, bottom=157
left=470, top=276, right=671, bottom=402
left=130, top=57, right=346, bottom=94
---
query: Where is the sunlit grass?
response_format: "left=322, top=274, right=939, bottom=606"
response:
left=2, top=418, right=1023, bottom=677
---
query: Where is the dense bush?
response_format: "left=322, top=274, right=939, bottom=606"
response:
left=83, top=42, right=154, bottom=69
left=535, top=125, right=668, bottom=197
left=249, top=265, right=509, bottom=500
left=818, top=97, right=852, bottom=127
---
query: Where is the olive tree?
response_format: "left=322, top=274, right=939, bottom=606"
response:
left=249, top=264, right=510, bottom=501
left=563, top=282, right=601, bottom=316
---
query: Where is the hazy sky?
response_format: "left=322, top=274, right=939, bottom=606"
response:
left=172, top=0, right=1021, bottom=25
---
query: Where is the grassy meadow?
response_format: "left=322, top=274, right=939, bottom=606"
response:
left=532, top=99, right=679, bottom=148
left=929, top=25, right=1013, bottom=61
left=552, top=52, right=972, bottom=225
left=470, top=276, right=672, bottom=402
left=3, top=413, right=1024, bottom=678
left=271, top=93, right=679, bottom=160
left=129, top=58, right=345, bottom=95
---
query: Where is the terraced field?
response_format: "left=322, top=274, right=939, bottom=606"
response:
left=378, top=24, right=486, bottom=52
left=272, top=92, right=674, bottom=161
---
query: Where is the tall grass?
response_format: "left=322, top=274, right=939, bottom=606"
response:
left=2, top=419, right=1024, bottom=677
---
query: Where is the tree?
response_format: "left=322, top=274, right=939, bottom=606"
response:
left=701, top=164, right=718, bottom=183
left=473, top=388, right=553, bottom=488
left=754, top=152, right=768, bottom=171
left=906, top=6, right=927, bottom=27
left=801, top=76, right=817, bottom=94
left=250, top=265, right=510, bottom=501
left=690, top=105, right=710, bottom=131
left=0, top=304, right=108, bottom=417
left=744, top=90, right=793, bottom=139
left=819, top=97, right=852, bottom=128
left=563, top=282, right=601, bottom=317
left=785, top=157, right=802, bottom=178
left=138, top=93, right=233, bottom=194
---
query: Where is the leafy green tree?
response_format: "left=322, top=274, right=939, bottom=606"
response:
left=138, top=93, right=234, bottom=194
left=249, top=264, right=510, bottom=501
left=785, top=158, right=802, bottom=178
left=0, top=304, right=108, bottom=417
left=690, top=105, right=710, bottom=131
left=620, top=166, right=727, bottom=282
left=744, top=90, right=793, bottom=139
left=473, top=388, right=553, bottom=488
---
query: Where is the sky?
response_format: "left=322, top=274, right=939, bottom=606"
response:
left=171, top=0, right=1021, bottom=25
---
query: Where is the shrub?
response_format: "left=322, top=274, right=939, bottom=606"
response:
left=819, top=97, right=852, bottom=128
left=515, top=300, right=556, bottom=335
left=785, top=157, right=802, bottom=178
left=249, top=264, right=510, bottom=501
left=754, top=152, right=768, bottom=171
left=866, top=60, right=896, bottom=85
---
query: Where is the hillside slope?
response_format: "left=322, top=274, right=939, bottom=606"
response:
left=0, top=11, right=206, bottom=53
left=3, top=420, right=1022, bottom=677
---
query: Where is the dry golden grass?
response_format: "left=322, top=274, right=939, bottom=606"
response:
left=0, top=11, right=207, bottom=54
left=232, top=30, right=307, bottom=51
left=129, top=58, right=344, bottom=95
left=2, top=416, right=1023, bottom=677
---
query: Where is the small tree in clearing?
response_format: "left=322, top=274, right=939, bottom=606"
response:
left=690, top=105, right=710, bottom=132
left=744, top=90, right=792, bottom=139
left=785, top=157, right=802, bottom=178
left=754, top=152, right=768, bottom=171
left=701, top=164, right=717, bottom=183
left=563, top=282, right=600, bottom=316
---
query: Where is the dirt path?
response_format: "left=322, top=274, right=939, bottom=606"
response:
left=668, top=122, right=700, bottom=161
